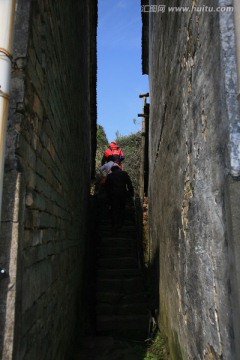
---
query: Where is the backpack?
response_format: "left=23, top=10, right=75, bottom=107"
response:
left=111, top=149, right=121, bottom=162
left=103, top=142, right=124, bottom=167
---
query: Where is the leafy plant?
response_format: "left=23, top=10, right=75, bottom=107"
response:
left=116, top=131, right=142, bottom=194
left=96, top=124, right=108, bottom=169
left=144, top=332, right=170, bottom=360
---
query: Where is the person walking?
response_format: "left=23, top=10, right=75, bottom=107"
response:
left=100, top=155, right=118, bottom=183
left=101, top=141, right=124, bottom=169
left=105, top=164, right=134, bottom=233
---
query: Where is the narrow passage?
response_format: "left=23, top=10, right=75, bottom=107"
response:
left=73, top=197, right=151, bottom=359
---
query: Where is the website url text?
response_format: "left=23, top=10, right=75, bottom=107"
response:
left=141, top=5, right=234, bottom=13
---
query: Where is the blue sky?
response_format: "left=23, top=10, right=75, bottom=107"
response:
left=97, top=0, right=149, bottom=142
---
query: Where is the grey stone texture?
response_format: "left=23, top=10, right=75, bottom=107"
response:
left=147, top=0, right=240, bottom=358
left=0, top=0, right=97, bottom=359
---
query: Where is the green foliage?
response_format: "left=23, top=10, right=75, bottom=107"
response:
left=116, top=131, right=142, bottom=194
left=97, top=124, right=108, bottom=147
left=144, top=332, right=170, bottom=360
left=115, top=130, right=121, bottom=139
left=96, top=124, right=108, bottom=169
left=94, top=124, right=109, bottom=192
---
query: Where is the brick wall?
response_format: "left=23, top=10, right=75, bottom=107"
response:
left=146, top=0, right=239, bottom=358
left=0, top=0, right=97, bottom=359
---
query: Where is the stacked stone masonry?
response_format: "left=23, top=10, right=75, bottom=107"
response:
left=0, top=0, right=97, bottom=359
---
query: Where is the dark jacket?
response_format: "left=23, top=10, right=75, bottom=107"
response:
left=105, top=168, right=134, bottom=198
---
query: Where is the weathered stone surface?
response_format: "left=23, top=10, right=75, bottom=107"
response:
left=0, top=0, right=97, bottom=359
left=146, top=0, right=238, bottom=358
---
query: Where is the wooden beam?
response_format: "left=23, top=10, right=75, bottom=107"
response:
left=139, top=92, right=149, bottom=98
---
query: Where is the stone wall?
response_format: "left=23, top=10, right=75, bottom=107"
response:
left=0, top=0, right=97, bottom=359
left=146, top=0, right=240, bottom=358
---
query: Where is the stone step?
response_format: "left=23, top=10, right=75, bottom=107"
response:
left=98, top=257, right=139, bottom=269
left=100, top=226, right=137, bottom=235
left=97, top=246, right=136, bottom=257
left=99, top=232, right=136, bottom=239
left=99, top=237, right=136, bottom=248
left=99, top=210, right=135, bottom=219
left=97, top=268, right=142, bottom=279
left=96, top=303, right=149, bottom=316
left=96, top=277, right=145, bottom=293
left=93, top=198, right=149, bottom=342
left=96, top=314, right=150, bottom=334
left=96, top=291, right=148, bottom=305
left=99, top=219, right=135, bottom=228
left=100, top=224, right=137, bottom=232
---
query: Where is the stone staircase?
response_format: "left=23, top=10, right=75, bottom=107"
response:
left=95, top=200, right=150, bottom=340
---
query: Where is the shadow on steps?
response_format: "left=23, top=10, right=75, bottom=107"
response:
left=95, top=196, right=151, bottom=341
left=71, top=195, right=152, bottom=359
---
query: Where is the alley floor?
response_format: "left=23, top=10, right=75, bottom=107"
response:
left=73, top=336, right=147, bottom=359
left=72, top=197, right=152, bottom=359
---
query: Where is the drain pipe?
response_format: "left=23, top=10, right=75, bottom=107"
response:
left=233, top=0, right=240, bottom=99
left=0, top=0, right=16, bottom=223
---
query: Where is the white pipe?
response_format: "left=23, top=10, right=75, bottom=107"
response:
left=0, top=0, right=16, bottom=222
left=233, top=0, right=240, bottom=99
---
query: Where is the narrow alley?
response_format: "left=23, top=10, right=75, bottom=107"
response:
left=72, top=196, right=154, bottom=359
left=1, top=0, right=240, bottom=359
